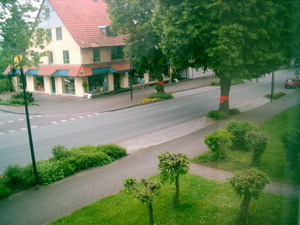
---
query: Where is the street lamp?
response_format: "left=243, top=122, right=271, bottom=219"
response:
left=12, top=64, right=39, bottom=190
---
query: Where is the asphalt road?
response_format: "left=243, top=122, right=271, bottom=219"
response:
left=0, top=70, right=297, bottom=173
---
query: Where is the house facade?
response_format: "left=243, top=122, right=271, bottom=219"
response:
left=4, top=0, right=171, bottom=97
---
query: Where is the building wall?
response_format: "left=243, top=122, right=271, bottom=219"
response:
left=101, top=47, right=111, bottom=62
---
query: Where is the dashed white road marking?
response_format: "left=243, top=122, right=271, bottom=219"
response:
left=31, top=126, right=38, bottom=128
left=9, top=130, right=16, bottom=133
left=78, top=116, right=85, bottom=119
left=8, top=120, right=14, bottom=123
left=20, top=128, right=27, bottom=130
left=18, top=119, right=24, bottom=121
left=0, top=122, right=3, bottom=125
left=0, top=132, right=4, bottom=135
left=36, top=115, right=42, bottom=117
left=51, top=121, right=58, bottom=124
left=60, top=120, right=67, bottom=122
left=87, top=115, right=92, bottom=117
left=70, top=118, right=76, bottom=120
left=94, top=113, right=100, bottom=115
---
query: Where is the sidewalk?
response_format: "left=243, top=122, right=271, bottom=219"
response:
left=0, top=75, right=299, bottom=225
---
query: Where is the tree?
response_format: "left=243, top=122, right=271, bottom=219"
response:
left=154, top=0, right=297, bottom=115
left=0, top=0, right=50, bottom=71
left=124, top=177, right=161, bottom=225
left=105, top=0, right=169, bottom=87
left=204, top=129, right=233, bottom=161
left=245, top=130, right=268, bottom=166
left=228, top=168, right=269, bottom=223
left=158, top=152, right=189, bottom=204
left=281, top=127, right=300, bottom=170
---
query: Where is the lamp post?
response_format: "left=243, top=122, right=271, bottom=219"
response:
left=270, top=71, right=275, bottom=103
left=12, top=65, right=39, bottom=190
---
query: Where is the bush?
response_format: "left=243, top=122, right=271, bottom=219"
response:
left=3, top=164, right=24, bottom=188
left=245, top=130, right=269, bottom=166
left=51, top=145, right=70, bottom=161
left=229, top=108, right=240, bottom=115
left=72, top=152, right=113, bottom=170
left=265, top=92, right=286, bottom=100
left=281, top=128, right=300, bottom=170
left=210, top=81, right=220, bottom=86
left=36, top=160, right=65, bottom=185
left=97, top=144, right=127, bottom=159
left=56, top=159, right=76, bottom=177
left=204, top=129, right=232, bottom=160
left=11, top=91, right=34, bottom=103
left=208, top=110, right=227, bottom=120
left=147, top=93, right=173, bottom=99
left=225, top=120, right=258, bottom=150
left=0, top=179, right=11, bottom=199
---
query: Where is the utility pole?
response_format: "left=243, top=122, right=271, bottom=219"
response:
left=271, top=71, right=275, bottom=103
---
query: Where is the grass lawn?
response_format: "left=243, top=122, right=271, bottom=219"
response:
left=50, top=174, right=297, bottom=225
left=193, top=103, right=300, bottom=185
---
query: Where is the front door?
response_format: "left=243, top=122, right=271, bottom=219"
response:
left=51, top=77, right=56, bottom=93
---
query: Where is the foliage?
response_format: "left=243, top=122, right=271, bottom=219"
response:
left=225, top=120, right=258, bottom=151
left=228, top=168, right=270, bottom=220
left=158, top=152, right=189, bottom=204
left=155, top=82, right=164, bottom=93
left=105, top=0, right=168, bottom=78
left=204, top=129, right=233, bottom=161
left=3, top=164, right=24, bottom=188
left=147, top=92, right=173, bottom=99
left=281, top=127, right=300, bottom=170
left=211, top=81, right=220, bottom=86
left=124, top=177, right=161, bottom=225
left=11, top=91, right=34, bottom=102
left=0, top=77, right=13, bottom=92
left=51, top=145, right=70, bottom=161
left=0, top=0, right=50, bottom=70
left=97, top=144, right=127, bottom=159
left=0, top=178, right=11, bottom=199
left=50, top=174, right=298, bottom=225
left=208, top=110, right=227, bottom=120
left=153, top=0, right=297, bottom=114
left=245, top=130, right=269, bottom=166
left=229, top=108, right=240, bottom=115
left=265, top=92, right=286, bottom=99
left=0, top=91, right=35, bottom=105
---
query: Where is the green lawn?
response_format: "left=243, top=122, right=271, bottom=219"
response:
left=50, top=174, right=297, bottom=225
left=193, top=103, right=300, bottom=185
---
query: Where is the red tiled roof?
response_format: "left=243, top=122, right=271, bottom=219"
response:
left=48, top=0, right=125, bottom=48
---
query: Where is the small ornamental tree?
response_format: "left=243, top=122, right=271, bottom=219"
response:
left=281, top=128, right=300, bottom=170
left=245, top=130, right=269, bottom=166
left=158, top=152, right=190, bottom=204
left=204, top=129, right=233, bottom=161
left=228, top=168, right=270, bottom=222
left=225, top=120, right=258, bottom=151
left=124, top=177, right=161, bottom=225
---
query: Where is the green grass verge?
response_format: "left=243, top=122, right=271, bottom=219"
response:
left=194, top=103, right=300, bottom=184
left=50, top=174, right=298, bottom=225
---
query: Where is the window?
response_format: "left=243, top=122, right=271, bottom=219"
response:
left=111, top=46, right=123, bottom=60
left=34, top=76, right=45, bottom=92
left=106, top=27, right=117, bottom=37
left=62, top=77, right=75, bottom=94
left=88, top=74, right=108, bottom=93
left=93, top=48, right=100, bottom=62
left=56, top=27, right=62, bottom=40
left=46, top=29, right=52, bottom=39
left=63, top=50, right=69, bottom=64
left=45, top=8, right=50, bottom=19
left=48, top=52, right=53, bottom=64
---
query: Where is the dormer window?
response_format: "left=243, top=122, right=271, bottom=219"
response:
left=98, top=25, right=117, bottom=37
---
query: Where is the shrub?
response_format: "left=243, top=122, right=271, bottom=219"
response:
left=36, top=160, right=65, bottom=185
left=229, top=108, right=240, bottom=115
left=225, top=120, right=258, bottom=150
left=281, top=128, right=300, bottom=170
left=56, top=159, right=76, bottom=177
left=208, top=110, right=227, bottom=120
left=245, top=130, right=269, bottom=166
left=0, top=179, right=11, bottom=199
left=265, top=92, right=286, bottom=100
left=11, top=91, right=34, bottom=102
left=3, top=164, right=24, bottom=188
left=210, top=81, right=220, bottom=86
left=72, top=152, right=112, bottom=170
left=0, top=78, right=13, bottom=93
left=147, top=93, right=173, bottom=99
left=51, top=145, right=70, bottom=160
left=97, top=144, right=127, bottom=159
left=204, top=129, right=232, bottom=160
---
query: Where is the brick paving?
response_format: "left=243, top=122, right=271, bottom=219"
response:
left=0, top=73, right=299, bottom=225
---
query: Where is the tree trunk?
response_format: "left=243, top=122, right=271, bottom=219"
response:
left=240, top=195, right=251, bottom=221
left=148, top=203, right=154, bottom=225
left=218, top=73, right=231, bottom=115
left=175, top=174, right=180, bottom=205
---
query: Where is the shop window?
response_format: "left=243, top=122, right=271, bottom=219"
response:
left=62, top=77, right=75, bottom=94
left=56, top=27, right=62, bottom=40
left=34, top=76, right=45, bottom=92
left=63, top=50, right=69, bottom=64
left=88, top=74, right=108, bottom=94
left=93, top=47, right=100, bottom=62
left=111, top=46, right=123, bottom=60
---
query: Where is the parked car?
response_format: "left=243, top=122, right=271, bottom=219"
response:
left=285, top=78, right=300, bottom=89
